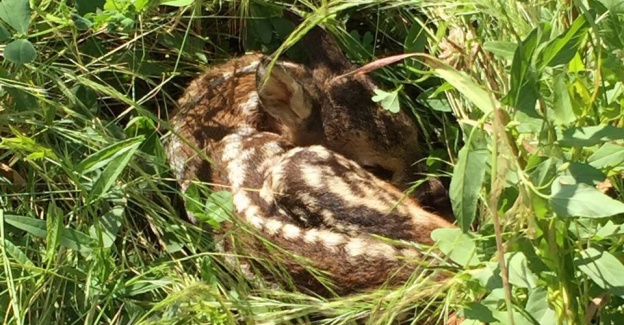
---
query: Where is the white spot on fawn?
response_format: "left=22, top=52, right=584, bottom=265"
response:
left=165, top=131, right=186, bottom=182
left=281, top=224, right=301, bottom=240
left=233, top=192, right=252, bottom=213
left=320, top=209, right=336, bottom=224
left=283, top=147, right=306, bottom=160
left=227, top=162, right=246, bottom=189
left=345, top=237, right=397, bottom=260
left=303, top=228, right=320, bottom=244
left=319, top=231, right=344, bottom=250
left=301, top=228, right=346, bottom=251
left=308, top=146, right=332, bottom=160
left=238, top=61, right=260, bottom=74
left=221, top=135, right=243, bottom=162
left=164, top=127, right=203, bottom=223
left=261, top=140, right=285, bottom=156
left=301, top=164, right=326, bottom=189
left=244, top=205, right=264, bottom=229
left=278, top=61, right=303, bottom=70
left=265, top=219, right=283, bottom=236
left=239, top=92, right=259, bottom=118
left=237, top=127, right=256, bottom=137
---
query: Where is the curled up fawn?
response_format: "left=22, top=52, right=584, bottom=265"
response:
left=164, top=10, right=456, bottom=296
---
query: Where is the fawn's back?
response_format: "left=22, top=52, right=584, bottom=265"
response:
left=211, top=130, right=452, bottom=295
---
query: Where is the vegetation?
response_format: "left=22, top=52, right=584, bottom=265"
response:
left=1, top=0, right=624, bottom=324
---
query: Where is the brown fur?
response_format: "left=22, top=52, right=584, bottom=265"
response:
left=212, top=131, right=452, bottom=295
left=164, top=11, right=455, bottom=295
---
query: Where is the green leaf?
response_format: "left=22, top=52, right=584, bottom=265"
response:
left=550, top=176, right=624, bottom=218
left=75, top=0, right=105, bottom=15
left=528, top=158, right=557, bottom=188
left=200, top=256, right=218, bottom=285
left=0, top=23, right=10, bottom=41
left=0, top=127, right=57, bottom=160
left=183, top=183, right=207, bottom=223
left=371, top=88, right=401, bottom=113
left=186, top=186, right=233, bottom=229
left=483, top=41, right=517, bottom=60
left=420, top=87, right=453, bottom=112
left=462, top=302, right=498, bottom=323
left=450, top=128, right=488, bottom=230
left=576, top=248, right=624, bottom=298
left=2, top=239, right=34, bottom=267
left=514, top=110, right=544, bottom=134
left=271, top=18, right=295, bottom=39
left=159, top=0, right=193, bottom=6
left=425, top=57, right=497, bottom=114
left=559, top=125, right=624, bottom=147
left=204, top=191, right=233, bottom=224
left=588, top=142, right=624, bottom=171
left=125, top=116, right=165, bottom=163
left=249, top=4, right=273, bottom=45
left=525, top=287, right=556, bottom=325
left=5, top=214, right=46, bottom=237
left=72, top=84, right=98, bottom=113
left=88, top=137, right=143, bottom=203
left=538, top=15, right=589, bottom=69
left=565, top=162, right=606, bottom=186
left=462, top=296, right=535, bottom=324
left=4, top=214, right=95, bottom=253
left=45, top=202, right=63, bottom=263
left=470, top=262, right=502, bottom=291
left=404, top=24, right=426, bottom=70
left=4, top=38, right=36, bottom=64
left=77, top=137, right=145, bottom=174
left=530, top=183, right=550, bottom=220
left=70, top=13, right=93, bottom=30
left=135, top=0, right=149, bottom=11
left=594, top=220, right=624, bottom=240
left=431, top=228, right=480, bottom=267
left=497, top=310, right=535, bottom=325
left=361, top=31, right=374, bottom=53
left=119, top=17, right=134, bottom=30
left=60, top=228, right=96, bottom=254
left=506, top=28, right=540, bottom=117
left=0, top=0, right=30, bottom=33
left=601, top=306, right=624, bottom=325
left=122, top=277, right=173, bottom=296
left=90, top=204, right=124, bottom=249
left=597, top=0, right=624, bottom=14
left=550, top=71, right=576, bottom=125
left=506, top=252, right=538, bottom=289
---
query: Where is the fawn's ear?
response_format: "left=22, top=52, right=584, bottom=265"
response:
left=256, top=59, right=312, bottom=129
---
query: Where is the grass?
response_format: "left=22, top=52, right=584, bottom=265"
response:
left=1, top=0, right=624, bottom=324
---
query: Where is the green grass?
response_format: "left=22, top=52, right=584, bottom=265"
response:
left=1, top=0, right=624, bottom=324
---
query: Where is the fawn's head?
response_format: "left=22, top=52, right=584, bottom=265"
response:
left=255, top=11, right=422, bottom=189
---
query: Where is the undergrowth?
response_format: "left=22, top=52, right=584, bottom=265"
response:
left=1, top=0, right=623, bottom=324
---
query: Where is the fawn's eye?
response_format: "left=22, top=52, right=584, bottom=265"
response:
left=362, top=165, right=394, bottom=181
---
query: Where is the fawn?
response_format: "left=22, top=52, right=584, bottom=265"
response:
left=164, top=10, right=454, bottom=295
